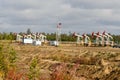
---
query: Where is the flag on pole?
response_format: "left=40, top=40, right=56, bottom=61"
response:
left=57, top=23, right=62, bottom=28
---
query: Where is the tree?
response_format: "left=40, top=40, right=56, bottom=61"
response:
left=27, top=28, right=31, bottom=34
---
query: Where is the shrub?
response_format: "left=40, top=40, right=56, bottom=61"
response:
left=28, top=57, right=40, bottom=80
left=51, top=63, right=79, bottom=80
left=0, top=44, right=17, bottom=78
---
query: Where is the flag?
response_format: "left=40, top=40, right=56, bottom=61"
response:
left=57, top=23, right=62, bottom=28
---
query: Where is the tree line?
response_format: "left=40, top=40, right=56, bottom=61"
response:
left=0, top=32, right=120, bottom=43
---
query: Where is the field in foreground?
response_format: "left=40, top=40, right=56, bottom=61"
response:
left=1, top=42, right=120, bottom=80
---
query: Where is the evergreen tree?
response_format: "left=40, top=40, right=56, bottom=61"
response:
left=27, top=28, right=31, bottom=34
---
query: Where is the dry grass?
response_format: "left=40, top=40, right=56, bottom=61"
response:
left=0, top=42, right=120, bottom=80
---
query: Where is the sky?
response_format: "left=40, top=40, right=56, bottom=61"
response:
left=0, top=0, right=120, bottom=34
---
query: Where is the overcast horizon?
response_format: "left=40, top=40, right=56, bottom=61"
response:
left=0, top=0, right=120, bottom=34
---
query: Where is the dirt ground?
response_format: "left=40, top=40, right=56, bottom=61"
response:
left=12, top=43, right=120, bottom=80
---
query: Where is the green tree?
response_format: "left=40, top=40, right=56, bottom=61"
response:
left=27, top=28, right=31, bottom=35
left=28, top=57, right=40, bottom=80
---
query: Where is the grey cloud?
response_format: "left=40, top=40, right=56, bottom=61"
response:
left=64, top=0, right=120, bottom=9
left=0, top=0, right=120, bottom=34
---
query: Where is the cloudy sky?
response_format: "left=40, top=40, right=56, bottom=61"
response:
left=0, top=0, right=120, bottom=34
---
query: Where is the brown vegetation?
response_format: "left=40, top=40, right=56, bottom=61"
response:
left=0, top=42, right=120, bottom=80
